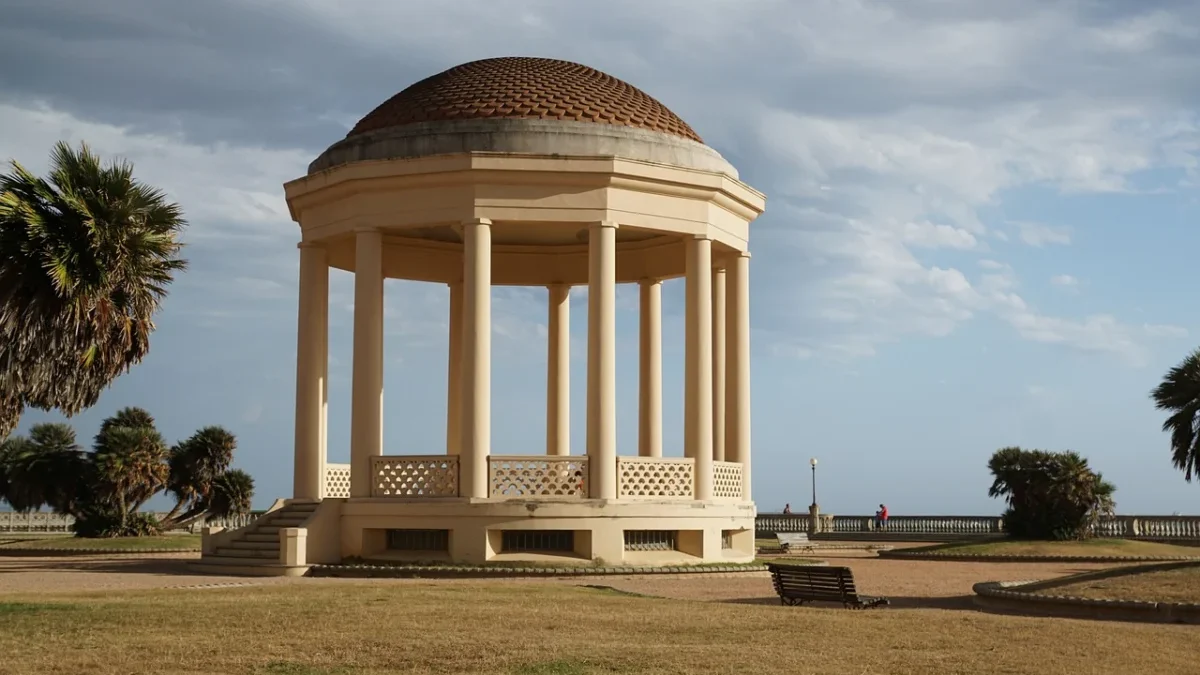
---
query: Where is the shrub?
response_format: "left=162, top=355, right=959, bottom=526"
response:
left=988, top=446, right=1116, bottom=540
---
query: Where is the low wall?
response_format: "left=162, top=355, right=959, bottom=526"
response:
left=0, top=510, right=266, bottom=534
left=756, top=514, right=1200, bottom=541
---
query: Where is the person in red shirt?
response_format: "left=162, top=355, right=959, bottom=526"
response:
left=876, top=504, right=889, bottom=529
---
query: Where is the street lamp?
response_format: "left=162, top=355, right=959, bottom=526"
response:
left=809, top=457, right=818, bottom=508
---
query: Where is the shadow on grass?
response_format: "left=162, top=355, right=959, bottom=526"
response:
left=0, top=557, right=200, bottom=577
left=721, top=594, right=976, bottom=610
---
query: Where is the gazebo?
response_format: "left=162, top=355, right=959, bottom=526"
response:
left=197, top=57, right=765, bottom=573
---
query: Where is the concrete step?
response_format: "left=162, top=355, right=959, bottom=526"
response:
left=189, top=557, right=309, bottom=577
left=242, top=533, right=279, bottom=543
left=214, top=547, right=279, bottom=559
left=227, top=540, right=279, bottom=551
left=265, top=517, right=309, bottom=527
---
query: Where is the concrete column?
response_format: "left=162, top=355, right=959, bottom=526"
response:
left=726, top=252, right=752, bottom=500
left=461, top=219, right=492, bottom=498
left=446, top=281, right=464, bottom=455
left=711, top=265, right=727, bottom=462
left=293, top=243, right=328, bottom=500
left=318, top=259, right=329, bottom=497
left=350, top=229, right=384, bottom=498
left=637, top=279, right=663, bottom=458
left=686, top=236, right=714, bottom=500
left=547, top=285, right=571, bottom=456
left=587, top=221, right=618, bottom=499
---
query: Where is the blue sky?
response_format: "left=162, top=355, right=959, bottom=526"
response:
left=2, top=0, right=1199, bottom=515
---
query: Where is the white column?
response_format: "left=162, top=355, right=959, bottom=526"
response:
left=637, top=279, right=663, bottom=458
left=712, top=265, right=727, bottom=462
left=461, top=219, right=492, bottom=498
left=446, top=281, right=464, bottom=455
left=726, top=252, right=751, bottom=500
left=547, top=285, right=570, bottom=456
left=293, top=243, right=328, bottom=500
left=587, top=221, right=618, bottom=499
left=349, top=229, right=384, bottom=498
left=685, top=236, right=714, bottom=500
left=318, top=253, right=329, bottom=497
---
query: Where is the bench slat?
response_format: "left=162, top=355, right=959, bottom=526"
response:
left=766, top=563, right=889, bottom=610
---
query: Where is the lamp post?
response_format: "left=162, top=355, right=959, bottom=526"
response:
left=809, top=457, right=818, bottom=507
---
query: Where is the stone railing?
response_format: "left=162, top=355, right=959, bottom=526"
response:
left=372, top=455, right=459, bottom=498
left=0, top=510, right=263, bottom=533
left=756, top=513, right=1200, bottom=540
left=324, top=463, right=351, bottom=498
left=488, top=456, right=588, bottom=498
left=712, top=461, right=744, bottom=500
left=820, top=515, right=1002, bottom=534
left=617, top=457, right=694, bottom=499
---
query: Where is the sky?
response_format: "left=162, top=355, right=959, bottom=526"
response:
left=2, top=0, right=1199, bottom=516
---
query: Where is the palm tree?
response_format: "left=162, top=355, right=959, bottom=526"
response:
left=0, top=141, right=187, bottom=437
left=1152, top=347, right=1200, bottom=482
left=159, top=426, right=238, bottom=529
left=0, top=423, right=91, bottom=513
left=207, top=469, right=255, bottom=521
left=92, top=412, right=169, bottom=528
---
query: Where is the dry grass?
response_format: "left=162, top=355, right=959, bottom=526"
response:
left=1038, top=564, right=1200, bottom=604
left=916, top=538, right=1200, bottom=557
left=0, top=534, right=201, bottom=551
left=0, top=581, right=1195, bottom=675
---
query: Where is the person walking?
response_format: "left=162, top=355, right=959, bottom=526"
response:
left=875, top=503, right=889, bottom=529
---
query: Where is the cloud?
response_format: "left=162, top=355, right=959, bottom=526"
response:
left=1015, top=221, right=1073, bottom=247
left=1050, top=274, right=1080, bottom=291
left=2, top=0, right=1196, bottom=369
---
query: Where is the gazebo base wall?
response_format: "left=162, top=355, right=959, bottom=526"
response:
left=299, top=498, right=756, bottom=566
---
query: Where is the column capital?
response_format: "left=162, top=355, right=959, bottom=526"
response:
left=452, top=218, right=492, bottom=237
left=353, top=226, right=381, bottom=235
left=639, top=277, right=663, bottom=286
left=590, top=220, right=620, bottom=230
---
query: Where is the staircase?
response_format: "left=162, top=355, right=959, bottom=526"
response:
left=189, top=502, right=319, bottom=577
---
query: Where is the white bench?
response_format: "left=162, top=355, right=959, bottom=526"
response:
left=775, top=532, right=814, bottom=553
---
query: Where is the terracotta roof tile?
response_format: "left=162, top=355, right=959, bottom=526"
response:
left=347, top=57, right=703, bottom=144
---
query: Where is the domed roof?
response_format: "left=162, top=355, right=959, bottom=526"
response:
left=347, top=57, right=703, bottom=144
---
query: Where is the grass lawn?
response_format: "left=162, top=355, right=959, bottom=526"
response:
left=1037, top=564, right=1200, bottom=604
left=0, top=582, right=1195, bottom=674
left=0, top=534, right=200, bottom=551
left=909, top=538, right=1200, bottom=558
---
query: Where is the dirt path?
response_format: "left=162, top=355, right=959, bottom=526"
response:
left=0, top=549, right=1120, bottom=607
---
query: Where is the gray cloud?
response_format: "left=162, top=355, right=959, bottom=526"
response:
left=1, top=0, right=1196, bottom=362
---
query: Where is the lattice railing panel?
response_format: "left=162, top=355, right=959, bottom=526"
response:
left=712, top=461, right=743, bottom=499
left=489, top=457, right=588, bottom=498
left=324, top=464, right=351, bottom=498
left=373, top=456, right=459, bottom=497
left=617, top=457, right=694, bottom=499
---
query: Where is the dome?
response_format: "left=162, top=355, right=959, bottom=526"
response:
left=346, top=57, right=703, bottom=144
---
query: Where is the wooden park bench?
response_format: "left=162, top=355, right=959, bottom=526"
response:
left=775, top=532, right=815, bottom=553
left=766, top=563, right=890, bottom=609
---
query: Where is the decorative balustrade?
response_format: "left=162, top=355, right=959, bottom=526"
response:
left=0, top=510, right=263, bottom=533
left=488, top=456, right=588, bottom=498
left=617, top=457, right=694, bottom=499
left=324, top=463, right=351, bottom=498
left=372, top=456, right=459, bottom=498
left=712, top=461, right=744, bottom=499
left=755, top=513, right=1200, bottom=540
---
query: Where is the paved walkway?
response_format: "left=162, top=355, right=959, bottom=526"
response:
left=0, top=549, right=1120, bottom=607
